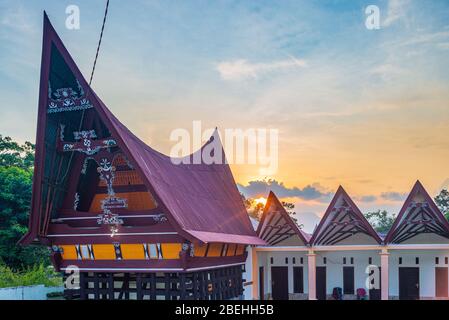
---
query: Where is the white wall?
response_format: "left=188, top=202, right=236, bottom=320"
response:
left=0, top=285, right=63, bottom=300
left=261, top=251, right=309, bottom=296
left=316, top=251, right=380, bottom=295
left=244, top=248, right=449, bottom=300
left=243, top=247, right=253, bottom=300
left=389, top=250, right=449, bottom=298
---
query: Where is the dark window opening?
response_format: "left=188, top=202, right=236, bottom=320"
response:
left=285, top=257, right=289, bottom=264
left=293, top=257, right=296, bottom=264
left=350, top=257, right=354, bottom=265
left=399, top=257, right=402, bottom=265
left=446, top=257, right=448, bottom=265
left=436, top=257, right=439, bottom=265
left=293, top=267, right=304, bottom=294
left=343, top=267, right=355, bottom=295
left=343, top=257, right=347, bottom=265
left=323, top=257, right=327, bottom=264
left=369, top=257, right=373, bottom=265
left=270, top=257, right=274, bottom=264
left=416, top=257, right=419, bottom=265
left=300, top=257, right=304, bottom=264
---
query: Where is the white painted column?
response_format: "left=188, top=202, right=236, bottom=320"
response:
left=251, top=247, right=259, bottom=300
left=380, top=249, right=390, bottom=300
left=307, top=250, right=317, bottom=300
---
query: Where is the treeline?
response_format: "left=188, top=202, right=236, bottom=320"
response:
left=0, top=135, right=49, bottom=270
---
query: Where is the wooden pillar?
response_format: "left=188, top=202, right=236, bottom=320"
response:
left=307, top=250, right=317, bottom=300
left=380, top=249, right=390, bottom=300
left=251, top=247, right=259, bottom=300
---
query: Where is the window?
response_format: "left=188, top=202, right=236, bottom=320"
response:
left=285, top=257, right=289, bottom=264
left=293, top=267, right=304, bottom=294
left=300, top=257, right=304, bottom=264
left=147, top=243, right=162, bottom=259
left=446, top=257, right=448, bottom=265
left=416, top=257, right=419, bottom=265
left=343, top=267, right=355, bottom=295
left=293, top=257, right=296, bottom=264
left=343, top=257, right=347, bottom=265
left=350, top=257, right=354, bottom=264
left=436, top=257, right=439, bottom=265
left=270, top=257, right=274, bottom=264
left=369, top=257, right=373, bottom=265
left=323, top=257, right=327, bottom=264
left=399, top=257, right=402, bottom=265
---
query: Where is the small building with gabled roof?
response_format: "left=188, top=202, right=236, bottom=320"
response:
left=248, top=182, right=449, bottom=301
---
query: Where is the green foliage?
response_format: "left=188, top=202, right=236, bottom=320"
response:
left=434, top=189, right=449, bottom=220
left=0, top=135, right=35, bottom=169
left=365, top=210, right=396, bottom=234
left=0, top=263, right=62, bottom=288
left=0, top=135, right=49, bottom=269
left=281, top=201, right=304, bottom=229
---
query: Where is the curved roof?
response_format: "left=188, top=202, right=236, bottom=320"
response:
left=22, top=12, right=265, bottom=246
left=103, top=107, right=265, bottom=244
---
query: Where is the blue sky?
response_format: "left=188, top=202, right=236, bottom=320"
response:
left=1, top=0, right=449, bottom=231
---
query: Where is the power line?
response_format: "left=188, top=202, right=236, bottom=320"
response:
left=89, top=0, right=110, bottom=86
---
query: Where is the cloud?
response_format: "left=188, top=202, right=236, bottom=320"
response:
left=380, top=191, right=407, bottom=202
left=400, top=31, right=449, bottom=47
left=383, top=0, right=410, bottom=27
left=216, top=57, right=306, bottom=81
left=355, top=195, right=378, bottom=203
left=237, top=179, right=331, bottom=201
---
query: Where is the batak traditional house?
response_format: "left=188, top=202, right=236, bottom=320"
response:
left=20, top=13, right=265, bottom=300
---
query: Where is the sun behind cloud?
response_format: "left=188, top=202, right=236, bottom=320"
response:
left=254, top=197, right=267, bottom=206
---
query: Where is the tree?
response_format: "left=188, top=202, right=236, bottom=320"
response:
left=241, top=194, right=304, bottom=229
left=241, top=193, right=264, bottom=221
left=0, top=135, right=35, bottom=169
left=0, top=135, right=48, bottom=269
left=434, top=189, right=449, bottom=221
left=281, top=201, right=304, bottom=229
left=365, top=210, right=396, bottom=234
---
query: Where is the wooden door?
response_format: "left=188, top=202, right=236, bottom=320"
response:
left=343, top=266, right=355, bottom=295
left=293, top=267, right=304, bottom=294
left=271, top=267, right=289, bottom=300
left=399, top=267, right=420, bottom=300
left=316, top=266, right=327, bottom=300
left=369, top=266, right=381, bottom=300
left=435, top=267, right=448, bottom=298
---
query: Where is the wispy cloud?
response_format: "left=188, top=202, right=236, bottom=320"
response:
left=383, top=0, right=410, bottom=27
left=381, top=191, right=408, bottom=202
left=355, top=195, right=378, bottom=203
left=216, top=57, right=306, bottom=81
left=237, top=179, right=331, bottom=201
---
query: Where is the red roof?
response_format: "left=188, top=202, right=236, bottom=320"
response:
left=257, top=191, right=311, bottom=245
left=384, top=180, right=449, bottom=244
left=310, top=186, right=382, bottom=245
left=22, top=12, right=265, bottom=246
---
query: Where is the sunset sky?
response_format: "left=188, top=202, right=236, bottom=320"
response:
left=1, top=0, right=449, bottom=232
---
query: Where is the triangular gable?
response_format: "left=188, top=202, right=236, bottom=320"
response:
left=385, top=181, right=449, bottom=244
left=21, top=13, right=264, bottom=246
left=310, top=186, right=382, bottom=245
left=257, top=192, right=310, bottom=246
